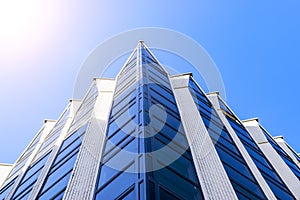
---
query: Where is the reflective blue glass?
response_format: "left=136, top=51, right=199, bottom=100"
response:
left=38, top=172, right=71, bottom=200
left=188, top=78, right=267, bottom=199
left=159, top=186, right=181, bottom=200
left=11, top=152, right=51, bottom=200
left=53, top=137, right=81, bottom=167
left=221, top=102, right=295, bottom=199
left=120, top=187, right=135, bottom=200
left=262, top=129, right=300, bottom=180
left=95, top=164, right=135, bottom=200
left=95, top=47, right=204, bottom=199
left=43, top=150, right=79, bottom=190
left=154, top=166, right=201, bottom=199
left=37, top=125, right=87, bottom=199
left=0, top=177, right=17, bottom=200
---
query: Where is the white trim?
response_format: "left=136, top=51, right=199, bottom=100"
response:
left=28, top=101, right=80, bottom=200
left=63, top=79, right=115, bottom=200
left=171, top=74, right=238, bottom=200
left=243, top=119, right=300, bottom=199
left=207, top=93, right=276, bottom=199
left=5, top=120, right=56, bottom=200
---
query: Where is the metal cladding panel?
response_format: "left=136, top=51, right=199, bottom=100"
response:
left=4, top=120, right=56, bottom=200
left=0, top=164, right=13, bottom=188
left=243, top=121, right=268, bottom=144
left=63, top=79, right=115, bottom=200
left=207, top=94, right=276, bottom=199
left=274, top=137, right=300, bottom=166
left=171, top=75, right=238, bottom=200
left=244, top=121, right=300, bottom=199
left=28, top=101, right=79, bottom=200
left=259, top=143, right=300, bottom=199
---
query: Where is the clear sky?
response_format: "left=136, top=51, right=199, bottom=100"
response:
left=0, top=1, right=299, bottom=163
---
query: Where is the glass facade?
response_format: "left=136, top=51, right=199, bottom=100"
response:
left=69, top=83, right=98, bottom=135
left=188, top=79, right=267, bottom=199
left=94, top=45, right=203, bottom=200
left=38, top=105, right=71, bottom=158
left=286, top=144, right=300, bottom=164
left=261, top=128, right=300, bottom=181
left=0, top=177, right=17, bottom=200
left=218, top=98, right=296, bottom=199
left=11, top=152, right=51, bottom=200
left=0, top=41, right=299, bottom=200
left=0, top=123, right=52, bottom=200
left=37, top=124, right=87, bottom=200
left=4, top=127, right=45, bottom=186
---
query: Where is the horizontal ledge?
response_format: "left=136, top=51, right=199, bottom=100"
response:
left=273, top=135, right=284, bottom=140
left=44, top=119, right=56, bottom=123
left=93, top=77, right=115, bottom=81
left=170, top=72, right=193, bottom=78
left=206, top=91, right=219, bottom=96
left=0, top=163, right=13, bottom=166
left=241, top=117, right=259, bottom=123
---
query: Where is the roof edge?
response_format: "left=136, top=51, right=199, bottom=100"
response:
left=170, top=72, right=193, bottom=78
left=242, top=117, right=259, bottom=123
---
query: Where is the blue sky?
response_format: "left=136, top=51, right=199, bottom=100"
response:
left=0, top=1, right=299, bottom=163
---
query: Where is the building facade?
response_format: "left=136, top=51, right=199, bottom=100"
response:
left=0, top=41, right=299, bottom=200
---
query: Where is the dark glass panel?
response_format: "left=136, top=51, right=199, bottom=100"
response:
left=154, top=166, right=202, bottom=200
left=225, top=115, right=296, bottom=198
left=12, top=152, right=51, bottom=200
left=262, top=129, right=300, bottom=180
left=265, top=178, right=295, bottom=200
left=0, top=177, right=17, bottom=200
left=38, top=125, right=87, bottom=199
left=95, top=164, right=136, bottom=200
left=95, top=51, right=204, bottom=200
left=159, top=186, right=181, bottom=200
left=43, top=150, right=79, bottom=190
left=188, top=78, right=267, bottom=199
left=120, top=188, right=135, bottom=200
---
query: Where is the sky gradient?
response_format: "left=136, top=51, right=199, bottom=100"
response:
left=0, top=1, right=299, bottom=163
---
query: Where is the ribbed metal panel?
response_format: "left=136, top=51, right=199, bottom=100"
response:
left=243, top=121, right=268, bottom=144
left=0, top=164, right=12, bottom=187
left=5, top=120, right=56, bottom=200
left=259, top=143, right=300, bottom=198
left=63, top=79, right=115, bottom=200
left=243, top=120, right=300, bottom=199
left=274, top=137, right=300, bottom=166
left=208, top=94, right=276, bottom=199
left=171, top=75, right=238, bottom=200
left=28, top=101, right=80, bottom=200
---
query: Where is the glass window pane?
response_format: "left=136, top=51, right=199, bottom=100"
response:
left=95, top=164, right=136, bottom=200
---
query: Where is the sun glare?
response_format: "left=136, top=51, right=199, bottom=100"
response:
left=0, top=1, right=38, bottom=37
left=0, top=0, right=62, bottom=63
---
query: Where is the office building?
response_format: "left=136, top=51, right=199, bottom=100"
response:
left=1, top=41, right=299, bottom=200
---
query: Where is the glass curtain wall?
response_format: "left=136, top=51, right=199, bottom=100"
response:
left=94, top=44, right=203, bottom=200
left=37, top=124, right=87, bottom=200
left=218, top=98, right=296, bottom=199
left=188, top=79, right=267, bottom=200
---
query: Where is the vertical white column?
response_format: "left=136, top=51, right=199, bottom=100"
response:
left=28, top=100, right=81, bottom=200
left=170, top=74, right=238, bottom=200
left=273, top=136, right=300, bottom=167
left=0, top=164, right=13, bottom=187
left=5, top=120, right=56, bottom=200
left=243, top=119, right=300, bottom=199
left=207, top=93, right=276, bottom=199
left=63, top=78, right=115, bottom=200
